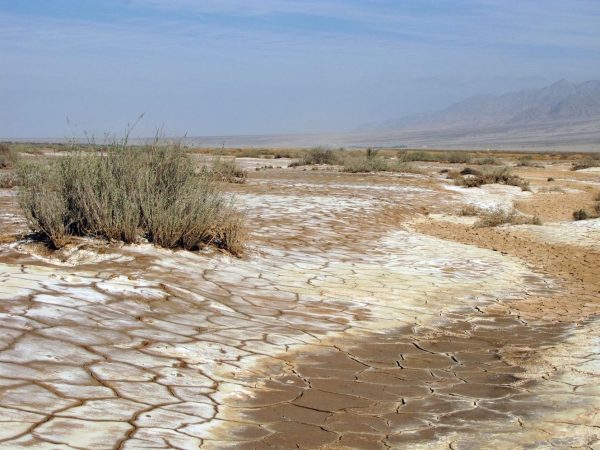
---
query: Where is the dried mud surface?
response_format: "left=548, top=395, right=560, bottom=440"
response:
left=0, top=162, right=599, bottom=449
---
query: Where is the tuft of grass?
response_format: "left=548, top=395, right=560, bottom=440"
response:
left=538, top=186, right=565, bottom=193
left=516, top=156, right=544, bottom=168
left=595, top=202, right=600, bottom=216
left=593, top=191, right=600, bottom=202
left=472, top=156, right=501, bottom=165
left=455, top=166, right=530, bottom=191
left=18, top=144, right=246, bottom=254
left=573, top=209, right=589, bottom=221
left=547, top=177, right=555, bottom=182
left=474, top=208, right=541, bottom=228
left=209, top=157, right=247, bottom=183
left=298, top=147, right=338, bottom=166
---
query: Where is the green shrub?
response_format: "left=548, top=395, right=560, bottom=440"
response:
left=18, top=144, right=245, bottom=254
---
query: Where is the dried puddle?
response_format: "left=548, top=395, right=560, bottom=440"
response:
left=0, top=171, right=599, bottom=449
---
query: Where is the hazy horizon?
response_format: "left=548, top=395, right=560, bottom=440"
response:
left=2, top=1, right=600, bottom=139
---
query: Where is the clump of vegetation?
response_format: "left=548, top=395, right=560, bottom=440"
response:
left=474, top=208, right=541, bottom=228
left=342, top=149, right=422, bottom=174
left=18, top=144, right=246, bottom=254
left=292, top=147, right=338, bottom=166
left=459, top=204, right=485, bottom=216
left=398, top=150, right=471, bottom=164
left=459, top=167, right=482, bottom=176
left=516, top=156, right=543, bottom=168
left=472, top=156, right=501, bottom=165
left=454, top=166, right=530, bottom=191
left=571, top=155, right=600, bottom=171
left=0, top=144, right=16, bottom=169
left=547, top=177, right=555, bottom=182
left=0, top=172, right=18, bottom=189
left=209, top=157, right=247, bottom=183
left=573, top=209, right=589, bottom=221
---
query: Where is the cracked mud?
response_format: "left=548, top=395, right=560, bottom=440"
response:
left=0, top=164, right=599, bottom=449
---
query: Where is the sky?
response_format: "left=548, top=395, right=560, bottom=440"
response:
left=1, top=0, right=600, bottom=138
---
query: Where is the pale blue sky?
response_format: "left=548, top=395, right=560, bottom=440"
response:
left=1, top=0, right=600, bottom=138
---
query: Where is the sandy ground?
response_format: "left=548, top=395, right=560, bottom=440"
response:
left=0, top=156, right=599, bottom=449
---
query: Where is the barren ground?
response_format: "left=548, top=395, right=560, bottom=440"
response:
left=0, top=152, right=599, bottom=449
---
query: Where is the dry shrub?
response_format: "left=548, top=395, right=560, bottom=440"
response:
left=0, top=172, right=18, bottom=188
left=538, top=186, right=565, bottom=193
left=301, top=147, right=338, bottom=165
left=594, top=191, right=600, bottom=202
left=398, top=151, right=471, bottom=164
left=342, top=154, right=422, bottom=174
left=472, top=156, right=501, bottom=165
left=0, top=144, right=16, bottom=169
left=573, top=209, right=589, bottom=221
left=571, top=155, right=600, bottom=171
left=455, top=166, right=530, bottom=191
left=459, top=204, right=485, bottom=216
left=18, top=145, right=245, bottom=254
left=595, top=202, right=600, bottom=216
left=516, top=156, right=543, bottom=168
left=209, top=157, right=247, bottom=183
left=475, top=208, right=541, bottom=228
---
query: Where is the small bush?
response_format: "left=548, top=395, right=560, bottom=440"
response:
left=547, top=177, right=555, bottom=182
left=538, top=186, right=565, bottom=193
left=455, top=166, right=530, bottom=191
left=18, top=144, right=245, bottom=254
left=595, top=202, right=600, bottom=216
left=573, top=209, right=589, bottom=221
left=516, top=156, right=543, bottom=168
left=397, top=151, right=471, bottom=164
left=593, top=191, right=600, bottom=202
left=0, top=144, right=16, bottom=169
left=475, top=208, right=541, bottom=228
left=341, top=154, right=421, bottom=174
left=209, top=157, right=247, bottom=183
left=572, top=156, right=600, bottom=171
left=301, top=147, right=338, bottom=165
left=0, top=172, right=18, bottom=188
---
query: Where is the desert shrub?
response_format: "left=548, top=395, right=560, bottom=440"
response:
left=595, top=202, right=600, bottom=216
left=516, top=156, right=543, bottom=168
left=573, top=209, right=589, bottom=221
left=398, top=151, right=471, bottom=164
left=301, top=147, right=338, bottom=165
left=0, top=144, right=16, bottom=169
left=459, top=205, right=485, bottom=216
left=445, top=170, right=461, bottom=180
left=593, top=191, right=600, bottom=201
left=475, top=208, right=541, bottom=228
left=547, top=177, right=555, bottom=182
left=209, top=157, right=246, bottom=183
left=342, top=154, right=421, bottom=174
left=439, top=168, right=449, bottom=174
left=572, top=156, right=600, bottom=171
left=0, top=172, right=18, bottom=188
left=455, top=166, right=530, bottom=191
left=460, top=167, right=482, bottom=176
left=472, top=156, right=501, bottom=165
left=18, top=145, right=245, bottom=253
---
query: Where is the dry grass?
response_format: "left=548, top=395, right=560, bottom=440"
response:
left=454, top=166, right=530, bottom=191
left=571, top=155, right=600, bottom=171
left=538, top=186, right=565, bottom=193
left=0, top=172, right=18, bottom=189
left=0, top=144, right=16, bottom=169
left=209, top=157, right=247, bottom=183
left=474, top=208, right=541, bottom=228
left=459, top=205, right=486, bottom=216
left=341, top=152, right=422, bottom=174
left=398, top=150, right=472, bottom=164
left=18, top=144, right=246, bottom=254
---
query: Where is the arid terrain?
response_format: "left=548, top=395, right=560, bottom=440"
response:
left=0, top=147, right=599, bottom=449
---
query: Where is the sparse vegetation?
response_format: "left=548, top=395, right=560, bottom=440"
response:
left=398, top=150, right=471, bottom=164
left=342, top=150, right=422, bottom=173
left=547, top=177, right=555, bottom=182
left=571, top=155, right=600, bottom=171
left=474, top=208, right=541, bottom=228
left=209, top=157, right=247, bottom=183
left=18, top=144, right=245, bottom=254
left=472, top=156, right=501, bottom=165
left=516, top=156, right=543, bottom=168
left=454, top=166, right=530, bottom=191
left=459, top=204, right=485, bottom=216
left=538, top=186, right=565, bottom=193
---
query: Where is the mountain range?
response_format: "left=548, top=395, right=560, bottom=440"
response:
left=374, top=79, right=600, bottom=132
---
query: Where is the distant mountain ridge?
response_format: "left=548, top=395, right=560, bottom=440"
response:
left=376, top=79, right=600, bottom=131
